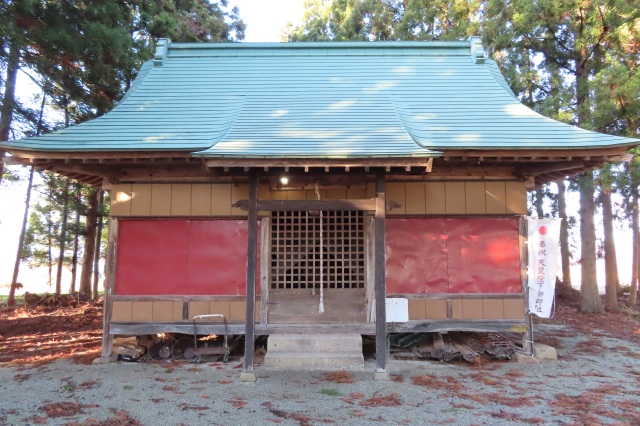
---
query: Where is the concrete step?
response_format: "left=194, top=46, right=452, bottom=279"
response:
left=264, top=351, right=364, bottom=370
left=267, top=333, right=362, bottom=354
left=264, top=334, right=364, bottom=370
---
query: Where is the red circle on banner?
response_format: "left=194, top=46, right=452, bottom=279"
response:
left=539, top=226, right=548, bottom=235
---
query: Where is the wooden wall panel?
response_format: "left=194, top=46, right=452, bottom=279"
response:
left=286, top=190, right=307, bottom=200
left=503, top=299, right=525, bottom=319
left=131, top=184, right=152, bottom=216
left=366, top=182, right=376, bottom=198
left=445, top=182, right=466, bottom=214
left=111, top=301, right=133, bottom=322
left=171, top=184, right=192, bottom=216
left=111, top=181, right=524, bottom=218
left=211, top=184, right=232, bottom=216
left=408, top=299, right=425, bottom=320
left=461, top=299, right=484, bottom=319
left=326, top=189, right=347, bottom=199
left=113, top=299, right=259, bottom=323
left=305, top=189, right=326, bottom=200
left=191, top=185, right=212, bottom=216
left=405, top=183, right=426, bottom=214
left=229, top=301, right=245, bottom=322
left=189, top=301, right=210, bottom=319
left=424, top=299, right=447, bottom=319
left=485, top=182, right=507, bottom=214
left=150, top=184, right=172, bottom=216
left=173, top=302, right=185, bottom=321
left=132, top=301, right=153, bottom=321
left=451, top=299, right=463, bottom=319
left=482, top=299, right=505, bottom=319
left=270, top=189, right=287, bottom=200
left=111, top=184, right=132, bottom=216
left=506, top=181, right=527, bottom=214
left=465, top=182, right=486, bottom=214
left=231, top=184, right=249, bottom=216
left=405, top=297, right=523, bottom=320
left=152, top=301, right=175, bottom=321
left=347, top=188, right=367, bottom=199
left=258, top=184, right=271, bottom=200
left=425, top=182, right=446, bottom=214
left=386, top=182, right=405, bottom=215
left=209, top=301, right=230, bottom=321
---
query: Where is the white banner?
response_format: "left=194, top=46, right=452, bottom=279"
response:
left=527, top=218, right=561, bottom=318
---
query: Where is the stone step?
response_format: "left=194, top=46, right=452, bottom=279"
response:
left=267, top=333, right=363, bottom=354
left=263, top=352, right=364, bottom=370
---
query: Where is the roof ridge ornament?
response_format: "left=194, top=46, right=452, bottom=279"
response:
left=154, top=38, right=171, bottom=67
left=468, top=36, right=486, bottom=64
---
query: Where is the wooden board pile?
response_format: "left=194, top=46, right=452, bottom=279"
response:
left=391, top=332, right=519, bottom=363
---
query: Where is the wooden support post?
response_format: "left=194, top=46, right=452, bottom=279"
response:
left=519, top=216, right=534, bottom=356
left=241, top=172, right=259, bottom=382
left=98, top=218, right=118, bottom=363
left=374, top=172, right=389, bottom=380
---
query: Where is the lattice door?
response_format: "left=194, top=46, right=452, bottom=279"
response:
left=270, top=210, right=365, bottom=290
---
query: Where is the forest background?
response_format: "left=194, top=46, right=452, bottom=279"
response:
left=0, top=0, right=638, bottom=314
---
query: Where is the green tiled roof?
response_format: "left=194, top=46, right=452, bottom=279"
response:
left=2, top=38, right=636, bottom=157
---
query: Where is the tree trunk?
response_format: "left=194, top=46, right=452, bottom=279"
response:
left=579, top=171, right=603, bottom=313
left=8, top=90, right=46, bottom=305
left=557, top=180, right=572, bottom=290
left=92, top=191, right=104, bottom=300
left=80, top=189, right=99, bottom=296
left=534, top=187, right=544, bottom=218
left=602, top=190, right=618, bottom=311
left=8, top=167, right=34, bottom=306
left=0, top=38, right=20, bottom=182
left=47, top=210, right=53, bottom=288
left=55, top=180, right=70, bottom=296
left=629, top=184, right=639, bottom=308
left=70, top=211, right=80, bottom=293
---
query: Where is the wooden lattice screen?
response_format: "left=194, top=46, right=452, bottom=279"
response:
left=270, top=210, right=365, bottom=290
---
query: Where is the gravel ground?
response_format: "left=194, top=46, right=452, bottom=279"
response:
left=1, top=324, right=639, bottom=426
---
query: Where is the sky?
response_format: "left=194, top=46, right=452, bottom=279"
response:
left=0, top=0, right=307, bottom=292
left=232, top=0, right=306, bottom=42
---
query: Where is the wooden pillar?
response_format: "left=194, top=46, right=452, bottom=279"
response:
left=519, top=216, right=534, bottom=355
left=374, top=172, right=388, bottom=379
left=101, top=218, right=118, bottom=359
left=241, top=172, right=258, bottom=382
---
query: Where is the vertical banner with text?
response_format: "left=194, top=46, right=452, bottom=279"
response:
left=527, top=218, right=561, bottom=318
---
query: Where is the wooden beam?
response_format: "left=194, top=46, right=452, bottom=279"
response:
left=243, top=172, right=258, bottom=379
left=260, top=217, right=271, bottom=326
left=232, top=199, right=401, bottom=212
left=386, top=320, right=526, bottom=334
left=516, top=160, right=585, bottom=176
left=204, top=158, right=439, bottom=169
left=374, top=172, right=387, bottom=375
left=110, top=320, right=526, bottom=336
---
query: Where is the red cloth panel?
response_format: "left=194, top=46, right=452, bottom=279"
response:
left=188, top=220, right=249, bottom=295
left=386, top=218, right=521, bottom=294
left=386, top=218, right=449, bottom=294
left=116, top=219, right=256, bottom=295
left=446, top=218, right=521, bottom=293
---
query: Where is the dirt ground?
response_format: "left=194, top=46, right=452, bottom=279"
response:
left=0, top=298, right=103, bottom=367
left=0, top=294, right=639, bottom=425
